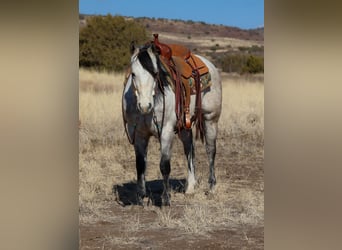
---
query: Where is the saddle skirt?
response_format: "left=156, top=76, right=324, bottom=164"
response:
left=160, top=53, right=212, bottom=95
left=171, top=54, right=211, bottom=94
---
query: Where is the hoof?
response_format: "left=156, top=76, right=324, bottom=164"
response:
left=136, top=193, right=145, bottom=206
left=137, top=197, right=144, bottom=206
left=205, top=181, right=216, bottom=199
left=185, top=177, right=197, bottom=194
left=209, top=183, right=216, bottom=191
left=185, top=186, right=195, bottom=194
left=205, top=190, right=215, bottom=200
left=185, top=181, right=196, bottom=194
left=208, top=177, right=216, bottom=191
left=162, top=193, right=171, bottom=206
left=162, top=199, right=171, bottom=206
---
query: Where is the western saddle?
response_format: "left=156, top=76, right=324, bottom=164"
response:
left=152, top=34, right=210, bottom=141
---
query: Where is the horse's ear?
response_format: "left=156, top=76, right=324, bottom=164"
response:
left=130, top=41, right=136, bottom=55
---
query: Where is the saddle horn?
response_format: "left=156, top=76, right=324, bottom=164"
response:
left=153, top=33, right=172, bottom=60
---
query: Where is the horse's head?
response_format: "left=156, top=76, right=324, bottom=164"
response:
left=130, top=42, right=159, bottom=114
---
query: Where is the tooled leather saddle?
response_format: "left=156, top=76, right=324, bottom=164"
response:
left=152, top=34, right=210, bottom=141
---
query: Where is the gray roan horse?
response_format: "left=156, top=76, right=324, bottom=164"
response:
left=122, top=42, right=222, bottom=206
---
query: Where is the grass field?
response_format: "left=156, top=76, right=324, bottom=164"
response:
left=79, top=68, right=264, bottom=249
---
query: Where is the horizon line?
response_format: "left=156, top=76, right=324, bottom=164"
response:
left=78, top=13, right=264, bottom=30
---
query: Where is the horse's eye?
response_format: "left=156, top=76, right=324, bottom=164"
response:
left=131, top=73, right=135, bottom=78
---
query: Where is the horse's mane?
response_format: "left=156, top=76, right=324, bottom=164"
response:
left=136, top=44, right=169, bottom=89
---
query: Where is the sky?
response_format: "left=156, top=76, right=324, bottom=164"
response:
left=79, top=0, right=264, bottom=29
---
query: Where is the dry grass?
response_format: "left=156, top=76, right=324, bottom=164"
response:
left=152, top=181, right=264, bottom=235
left=79, top=69, right=264, bottom=152
left=219, top=73, right=264, bottom=155
left=101, top=215, right=143, bottom=249
left=79, top=69, right=264, bottom=238
left=79, top=68, right=125, bottom=93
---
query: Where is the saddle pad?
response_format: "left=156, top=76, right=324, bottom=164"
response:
left=162, top=71, right=212, bottom=95
left=185, top=73, right=212, bottom=95
left=172, top=54, right=208, bottom=79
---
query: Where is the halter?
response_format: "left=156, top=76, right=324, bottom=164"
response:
left=122, top=53, right=166, bottom=144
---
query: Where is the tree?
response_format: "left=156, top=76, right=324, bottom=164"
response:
left=79, top=15, right=149, bottom=72
left=242, top=55, right=264, bottom=74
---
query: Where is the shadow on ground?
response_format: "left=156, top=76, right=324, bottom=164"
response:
left=113, top=178, right=186, bottom=207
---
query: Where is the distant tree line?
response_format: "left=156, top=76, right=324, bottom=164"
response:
left=213, top=45, right=264, bottom=74
left=79, top=15, right=148, bottom=72
left=216, top=53, right=264, bottom=74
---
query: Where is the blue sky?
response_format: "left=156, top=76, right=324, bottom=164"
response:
left=79, top=0, right=264, bottom=29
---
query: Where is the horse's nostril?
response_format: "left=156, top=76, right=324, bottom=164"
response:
left=148, top=103, right=152, bottom=110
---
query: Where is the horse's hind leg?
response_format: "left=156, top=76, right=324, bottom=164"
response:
left=204, top=120, right=218, bottom=191
left=179, top=129, right=196, bottom=194
left=134, top=135, right=149, bottom=205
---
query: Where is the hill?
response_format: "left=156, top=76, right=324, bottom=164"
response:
left=79, top=14, right=264, bottom=74
left=133, top=17, right=263, bottom=41
left=79, top=14, right=263, bottom=43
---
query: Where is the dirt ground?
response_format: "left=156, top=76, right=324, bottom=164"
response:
left=79, top=136, right=264, bottom=249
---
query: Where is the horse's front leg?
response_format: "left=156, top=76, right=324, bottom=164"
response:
left=134, top=135, right=149, bottom=205
left=179, top=129, right=196, bottom=194
left=159, top=126, right=175, bottom=206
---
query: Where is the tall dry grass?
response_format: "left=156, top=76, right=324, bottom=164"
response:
left=219, top=73, right=264, bottom=155
left=79, top=69, right=264, bottom=236
left=79, top=69, right=264, bottom=154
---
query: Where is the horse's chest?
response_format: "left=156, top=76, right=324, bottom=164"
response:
left=129, top=114, right=158, bottom=137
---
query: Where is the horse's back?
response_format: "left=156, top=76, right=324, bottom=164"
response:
left=195, top=55, right=222, bottom=121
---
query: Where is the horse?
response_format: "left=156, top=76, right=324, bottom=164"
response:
left=122, top=42, right=222, bottom=206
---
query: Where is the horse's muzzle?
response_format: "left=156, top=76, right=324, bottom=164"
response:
left=138, top=102, right=152, bottom=114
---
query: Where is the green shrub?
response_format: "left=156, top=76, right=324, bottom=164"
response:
left=250, top=45, right=264, bottom=53
left=217, top=53, right=264, bottom=74
left=79, top=15, right=148, bottom=72
left=217, top=54, right=245, bottom=73
left=210, top=45, right=216, bottom=52
left=238, top=46, right=249, bottom=52
left=242, top=55, right=264, bottom=74
left=237, top=45, right=264, bottom=55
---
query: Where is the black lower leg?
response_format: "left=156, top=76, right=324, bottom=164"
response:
left=160, top=155, right=171, bottom=206
left=206, top=143, right=216, bottom=189
left=136, top=153, right=146, bottom=204
left=182, top=130, right=195, bottom=171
